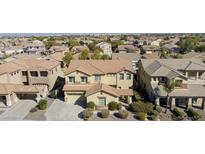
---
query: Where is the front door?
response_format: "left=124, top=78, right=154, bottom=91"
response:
left=98, top=97, right=106, bottom=106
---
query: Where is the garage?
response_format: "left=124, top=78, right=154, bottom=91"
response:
left=16, top=93, right=37, bottom=100
left=65, top=92, right=86, bottom=107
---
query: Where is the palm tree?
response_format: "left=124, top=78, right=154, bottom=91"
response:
left=159, top=48, right=168, bottom=59
left=163, top=79, right=175, bottom=113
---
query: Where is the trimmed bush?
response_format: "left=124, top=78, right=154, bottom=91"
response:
left=173, top=108, right=186, bottom=120
left=118, top=109, right=129, bottom=119
left=108, top=101, right=118, bottom=111
left=149, top=110, right=159, bottom=120
left=129, top=102, right=153, bottom=113
left=136, top=112, right=146, bottom=121
left=155, top=106, right=162, bottom=113
left=82, top=108, right=93, bottom=120
left=87, top=101, right=95, bottom=110
left=150, top=110, right=158, bottom=116
left=50, top=90, right=57, bottom=99
left=38, top=99, right=47, bottom=110
left=187, top=108, right=201, bottom=121
left=150, top=114, right=158, bottom=121
left=117, top=103, right=122, bottom=110
left=100, top=109, right=110, bottom=118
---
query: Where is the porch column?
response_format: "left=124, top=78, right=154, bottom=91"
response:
left=155, top=97, right=160, bottom=106
left=6, top=94, right=12, bottom=107
left=186, top=98, right=192, bottom=110
left=36, top=93, right=41, bottom=102
left=128, top=96, right=132, bottom=104
left=202, top=98, right=205, bottom=110
left=12, top=93, right=18, bottom=103
left=170, top=97, right=176, bottom=110
left=196, top=72, right=199, bottom=79
left=185, top=72, right=188, bottom=78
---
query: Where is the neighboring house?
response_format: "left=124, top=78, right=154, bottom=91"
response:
left=0, top=84, right=47, bottom=107
left=150, top=39, right=162, bottom=46
left=71, top=45, right=89, bottom=53
left=140, top=45, right=160, bottom=54
left=112, top=53, right=141, bottom=73
left=139, top=59, right=205, bottom=110
left=23, top=40, right=46, bottom=54
left=141, top=52, right=160, bottom=59
left=47, top=52, right=65, bottom=68
left=162, top=44, right=180, bottom=53
left=0, top=58, right=63, bottom=91
left=96, top=42, right=112, bottom=57
left=63, top=60, right=134, bottom=109
left=117, top=45, right=140, bottom=53
left=182, top=51, right=205, bottom=62
left=49, top=45, right=68, bottom=53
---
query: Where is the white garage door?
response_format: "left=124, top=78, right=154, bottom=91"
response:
left=66, top=94, right=84, bottom=104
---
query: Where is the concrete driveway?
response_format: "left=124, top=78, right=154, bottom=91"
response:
left=0, top=100, right=37, bottom=121
left=45, top=99, right=84, bottom=121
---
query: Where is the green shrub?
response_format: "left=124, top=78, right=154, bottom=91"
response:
left=38, top=99, right=47, bottom=110
left=82, top=108, right=93, bottom=120
left=150, top=114, right=158, bottom=121
left=108, top=101, right=118, bottom=111
left=150, top=110, right=158, bottom=116
left=118, top=109, right=129, bottom=119
left=155, top=106, right=162, bottom=113
left=50, top=90, right=57, bottom=99
left=136, top=112, right=146, bottom=121
left=173, top=108, right=186, bottom=120
left=87, top=101, right=95, bottom=110
left=100, top=109, right=110, bottom=118
left=187, top=108, right=201, bottom=121
left=129, top=102, right=153, bottom=113
left=117, top=103, right=122, bottom=110
left=133, top=90, right=142, bottom=101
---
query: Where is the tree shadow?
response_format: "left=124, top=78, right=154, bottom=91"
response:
left=78, top=111, right=84, bottom=119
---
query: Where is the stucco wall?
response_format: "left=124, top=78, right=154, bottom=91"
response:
left=87, top=91, right=118, bottom=106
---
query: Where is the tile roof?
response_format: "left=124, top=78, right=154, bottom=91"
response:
left=64, top=60, right=134, bottom=75
left=0, top=83, right=44, bottom=95
left=63, top=83, right=133, bottom=97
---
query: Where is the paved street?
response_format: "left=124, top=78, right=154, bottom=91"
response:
left=45, top=99, right=84, bottom=121
left=0, top=100, right=37, bottom=121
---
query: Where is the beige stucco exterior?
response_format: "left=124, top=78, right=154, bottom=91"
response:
left=87, top=91, right=118, bottom=106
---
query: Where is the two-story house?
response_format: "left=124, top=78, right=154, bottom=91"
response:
left=139, top=59, right=205, bottom=110
left=63, top=60, right=134, bottom=109
left=0, top=58, right=63, bottom=107
left=96, top=42, right=112, bottom=57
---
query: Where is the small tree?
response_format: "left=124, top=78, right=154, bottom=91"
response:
left=87, top=101, right=95, bottom=110
left=108, top=101, right=118, bottom=111
left=82, top=108, right=93, bottom=120
left=100, top=109, right=110, bottom=118
left=63, top=52, right=73, bottom=67
left=79, top=49, right=90, bottom=60
left=101, top=54, right=109, bottom=60
left=38, top=99, right=47, bottom=110
left=91, top=49, right=101, bottom=60
left=159, top=48, right=168, bottom=59
left=163, top=79, right=175, bottom=113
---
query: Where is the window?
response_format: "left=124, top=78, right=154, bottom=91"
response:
left=95, top=75, right=101, bottom=81
left=68, top=77, right=75, bottom=83
left=30, top=71, right=38, bottom=77
left=81, top=76, right=88, bottom=83
left=22, top=71, right=28, bottom=76
left=98, top=97, right=106, bottom=106
left=107, top=73, right=115, bottom=77
left=119, top=73, right=124, bottom=80
left=40, top=71, right=48, bottom=77
left=126, top=73, right=131, bottom=80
